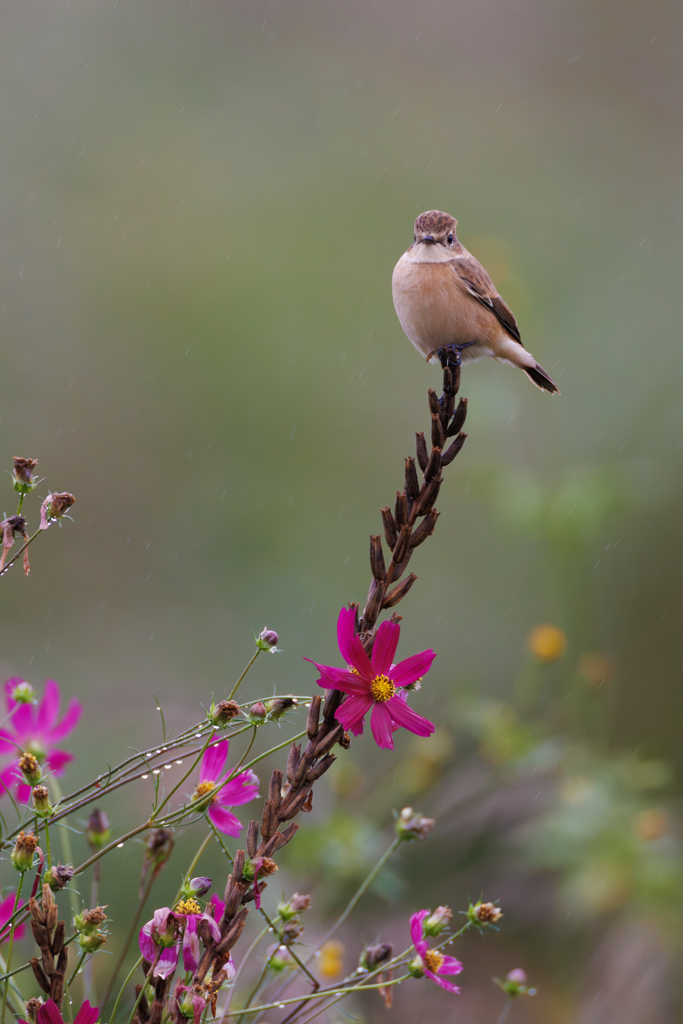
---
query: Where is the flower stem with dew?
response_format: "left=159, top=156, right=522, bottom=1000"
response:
left=0, top=951, right=28, bottom=1018
left=67, top=950, right=88, bottom=989
left=228, top=649, right=262, bottom=702
left=44, top=820, right=52, bottom=868
left=50, top=778, right=81, bottom=930
left=221, top=973, right=412, bottom=1018
left=1, top=874, right=24, bottom=1024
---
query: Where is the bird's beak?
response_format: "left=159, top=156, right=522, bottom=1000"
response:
left=421, top=235, right=435, bottom=244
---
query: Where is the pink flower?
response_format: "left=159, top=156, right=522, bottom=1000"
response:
left=20, top=1000, right=98, bottom=1024
left=173, top=981, right=206, bottom=1024
left=191, top=740, right=259, bottom=835
left=307, top=607, right=436, bottom=750
left=0, top=893, right=25, bottom=942
left=139, top=902, right=223, bottom=978
left=0, top=679, right=82, bottom=803
left=409, top=910, right=463, bottom=993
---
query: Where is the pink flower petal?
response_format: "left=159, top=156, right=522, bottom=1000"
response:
left=425, top=970, right=461, bottom=993
left=8, top=702, right=33, bottom=738
left=182, top=917, right=200, bottom=971
left=370, top=702, right=395, bottom=750
left=336, top=606, right=358, bottom=665
left=199, top=912, right=221, bottom=943
left=46, top=750, right=74, bottom=775
left=387, top=696, right=435, bottom=738
left=216, top=769, right=259, bottom=807
left=225, top=953, right=236, bottom=979
left=346, top=635, right=374, bottom=681
left=37, top=1001, right=65, bottom=1024
left=152, top=946, right=180, bottom=979
left=410, top=910, right=430, bottom=949
left=209, top=895, right=225, bottom=922
left=139, top=923, right=156, bottom=961
left=15, top=782, right=31, bottom=804
left=73, top=1002, right=99, bottom=1024
left=439, top=955, right=464, bottom=975
left=200, top=740, right=228, bottom=784
left=4, top=679, right=22, bottom=712
left=208, top=804, right=243, bottom=836
left=36, top=681, right=61, bottom=733
left=305, top=661, right=370, bottom=696
left=389, top=649, right=436, bottom=689
left=45, top=699, right=83, bottom=743
left=335, top=693, right=373, bottom=733
left=371, top=620, right=400, bottom=676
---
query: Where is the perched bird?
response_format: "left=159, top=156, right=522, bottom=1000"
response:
left=392, top=210, right=558, bottom=393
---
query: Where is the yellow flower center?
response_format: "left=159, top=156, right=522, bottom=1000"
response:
left=424, top=950, right=445, bottom=973
left=370, top=675, right=395, bottom=702
left=176, top=898, right=201, bottom=915
left=193, top=781, right=216, bottom=802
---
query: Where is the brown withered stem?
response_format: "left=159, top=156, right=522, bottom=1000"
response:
left=28, top=884, right=68, bottom=1009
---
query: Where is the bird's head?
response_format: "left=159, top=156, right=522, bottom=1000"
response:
left=413, top=210, right=458, bottom=249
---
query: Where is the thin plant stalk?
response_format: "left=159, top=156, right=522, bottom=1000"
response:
left=0, top=875, right=25, bottom=1024
left=228, top=650, right=262, bottom=702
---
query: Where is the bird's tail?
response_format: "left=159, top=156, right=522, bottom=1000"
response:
left=523, top=362, right=559, bottom=394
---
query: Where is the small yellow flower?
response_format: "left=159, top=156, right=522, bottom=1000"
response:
left=527, top=624, right=567, bottom=662
left=318, top=940, right=344, bottom=979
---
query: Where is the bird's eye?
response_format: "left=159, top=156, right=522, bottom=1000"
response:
left=447, top=234, right=454, bottom=245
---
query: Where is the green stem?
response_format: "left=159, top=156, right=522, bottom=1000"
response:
left=496, top=999, right=513, bottom=1024
left=1, top=874, right=25, bottom=1024
left=100, top=871, right=156, bottom=1011
left=50, top=779, right=80, bottom=929
left=215, top=925, right=271, bottom=1022
left=44, top=820, right=52, bottom=868
left=225, top=974, right=412, bottom=1018
left=0, top=951, right=27, bottom=1017
left=67, top=950, right=87, bottom=988
left=15, top=494, right=25, bottom=516
left=228, top=650, right=261, bottom=702
left=108, top=956, right=142, bottom=1024
left=234, top=958, right=272, bottom=1024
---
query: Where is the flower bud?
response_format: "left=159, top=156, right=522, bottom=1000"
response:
left=181, top=876, right=212, bottom=899
left=423, top=906, right=452, bottom=937
left=256, top=628, right=280, bottom=652
left=243, top=856, right=277, bottom=882
left=77, top=930, right=107, bottom=953
left=268, top=944, right=294, bottom=972
left=32, top=786, right=53, bottom=817
left=75, top=906, right=107, bottom=935
left=496, top=968, right=536, bottom=998
left=396, top=807, right=435, bottom=842
left=249, top=701, right=267, bottom=725
left=468, top=901, right=503, bottom=927
left=86, top=809, right=110, bottom=850
left=280, top=921, right=303, bottom=945
left=408, top=954, right=425, bottom=978
left=11, top=831, right=38, bottom=873
left=10, top=681, right=35, bottom=705
left=144, top=828, right=174, bottom=870
left=19, top=752, right=42, bottom=786
left=45, top=864, right=74, bottom=891
left=12, top=457, right=39, bottom=495
left=178, top=993, right=196, bottom=1020
left=207, top=699, right=241, bottom=727
left=278, top=892, right=312, bottom=921
left=25, top=998, right=44, bottom=1024
left=39, top=492, right=76, bottom=530
left=264, top=696, right=298, bottom=721
left=359, top=942, right=393, bottom=970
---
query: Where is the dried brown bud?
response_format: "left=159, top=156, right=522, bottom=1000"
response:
left=441, top=433, right=467, bottom=467
left=415, top=432, right=429, bottom=473
left=363, top=578, right=384, bottom=625
left=25, top=998, right=44, bottom=1024
left=410, top=511, right=439, bottom=549
left=380, top=507, right=398, bottom=550
left=394, top=491, right=408, bottom=528
left=471, top=901, right=503, bottom=925
left=86, top=809, right=110, bottom=849
left=39, top=492, right=75, bottom=530
left=360, top=942, right=393, bottom=969
left=423, top=447, right=442, bottom=483
left=46, top=864, right=74, bottom=891
left=209, top=699, right=241, bottom=726
left=0, top=515, right=29, bottom=574
left=369, top=535, right=386, bottom=582
left=13, top=457, right=39, bottom=489
left=430, top=410, right=444, bottom=450
left=447, top=397, right=468, bottom=436
left=382, top=573, right=417, bottom=609
left=396, top=807, right=435, bottom=842
left=19, top=752, right=42, bottom=785
left=339, top=731, right=351, bottom=749
left=143, top=828, right=174, bottom=873
left=75, top=906, right=107, bottom=933
left=11, top=830, right=38, bottom=872
left=289, top=893, right=312, bottom=912
left=414, top=477, right=440, bottom=516
left=391, top=524, right=411, bottom=566
left=404, top=458, right=419, bottom=501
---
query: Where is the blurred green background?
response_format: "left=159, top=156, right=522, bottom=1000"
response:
left=1, top=0, right=682, bottom=1020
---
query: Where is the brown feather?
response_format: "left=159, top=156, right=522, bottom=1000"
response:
left=448, top=258, right=522, bottom=344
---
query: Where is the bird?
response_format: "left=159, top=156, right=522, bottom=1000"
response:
left=392, top=210, right=559, bottom=393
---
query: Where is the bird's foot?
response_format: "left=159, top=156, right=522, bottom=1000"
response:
left=437, top=341, right=477, bottom=370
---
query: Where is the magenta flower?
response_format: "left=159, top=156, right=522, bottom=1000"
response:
left=0, top=679, right=82, bottom=803
left=307, top=607, right=436, bottom=750
left=173, top=981, right=207, bottom=1024
left=139, top=902, right=222, bottom=978
left=0, top=893, right=25, bottom=942
left=409, top=910, right=463, bottom=993
left=20, top=1000, right=98, bottom=1024
left=191, top=740, right=259, bottom=835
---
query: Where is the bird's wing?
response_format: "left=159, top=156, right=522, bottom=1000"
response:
left=448, top=256, right=522, bottom=344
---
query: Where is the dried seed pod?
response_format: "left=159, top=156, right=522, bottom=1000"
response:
left=410, top=510, right=439, bottom=548
left=268, top=769, right=283, bottom=812
left=363, top=577, right=384, bottom=625
left=431, top=411, right=444, bottom=450
left=391, top=525, right=411, bottom=567
left=424, top=447, right=442, bottom=482
left=262, top=822, right=300, bottom=855
left=279, top=787, right=314, bottom=821
left=441, top=433, right=467, bottom=467
left=246, top=820, right=259, bottom=857
left=394, top=491, right=408, bottom=529
left=323, top=688, right=343, bottom=721
left=286, top=743, right=301, bottom=784
left=380, top=507, right=398, bottom=550
left=404, top=458, right=419, bottom=500
left=306, top=753, right=337, bottom=783
left=306, top=697, right=322, bottom=739
left=415, top=432, right=429, bottom=472
left=370, top=535, right=386, bottom=581
left=415, top=477, right=440, bottom=516
left=260, top=801, right=276, bottom=841
left=448, top=396, right=468, bottom=436
left=313, top=721, right=344, bottom=758
left=382, top=573, right=417, bottom=608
